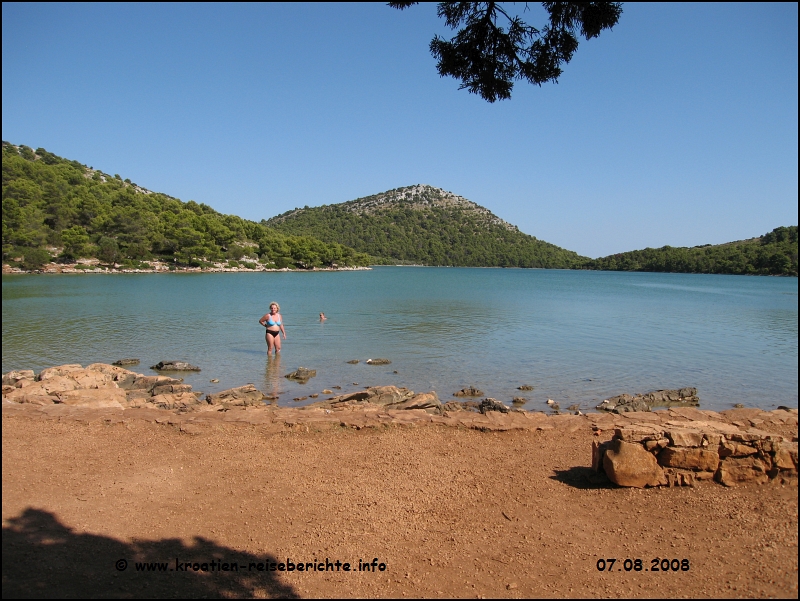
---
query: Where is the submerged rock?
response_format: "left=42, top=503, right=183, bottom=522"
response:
left=517, top=385, right=534, bottom=391
left=285, top=367, right=317, bottom=383
left=454, top=386, right=484, bottom=397
left=151, top=361, right=201, bottom=372
left=365, top=358, right=391, bottom=365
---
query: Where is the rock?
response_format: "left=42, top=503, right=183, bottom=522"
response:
left=285, top=367, right=317, bottom=383
left=511, top=397, right=527, bottom=405
left=443, top=401, right=465, bottom=412
left=119, top=375, right=183, bottom=392
left=774, top=446, right=798, bottom=470
left=546, top=399, right=555, bottom=405
left=592, top=440, right=614, bottom=472
left=715, top=457, right=769, bottom=486
left=206, top=384, right=266, bottom=407
left=365, top=358, right=391, bottom=365
left=210, top=378, right=219, bottom=383
left=567, top=404, right=580, bottom=411
left=602, top=439, right=667, bottom=488
left=665, top=428, right=704, bottom=447
left=293, top=397, right=308, bottom=402
left=662, top=468, right=696, bottom=487
left=150, top=361, right=201, bottom=371
left=2, top=370, right=35, bottom=386
left=454, top=386, right=483, bottom=397
left=597, top=388, right=700, bottom=412
left=150, top=392, right=204, bottom=411
left=657, top=447, right=720, bottom=472
left=56, top=388, right=126, bottom=409
left=152, top=384, right=194, bottom=395
left=322, top=389, right=333, bottom=394
left=112, top=358, right=140, bottom=366
left=366, top=386, right=411, bottom=405
left=389, top=392, right=442, bottom=414
left=517, top=385, right=534, bottom=391
left=480, top=398, right=509, bottom=414
left=346, top=360, right=359, bottom=364
left=718, top=440, right=758, bottom=457
left=309, top=393, right=319, bottom=398
left=614, top=425, right=664, bottom=443
left=37, top=364, right=84, bottom=380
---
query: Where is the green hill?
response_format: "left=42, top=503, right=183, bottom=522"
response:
left=584, top=228, right=798, bottom=276
left=1, top=142, right=371, bottom=269
left=265, top=184, right=587, bottom=268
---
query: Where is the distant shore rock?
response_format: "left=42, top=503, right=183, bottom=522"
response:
left=365, top=358, right=391, bottom=365
left=150, top=361, right=201, bottom=372
left=112, top=358, right=140, bottom=366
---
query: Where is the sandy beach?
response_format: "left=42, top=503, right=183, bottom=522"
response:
left=2, top=399, right=797, bottom=599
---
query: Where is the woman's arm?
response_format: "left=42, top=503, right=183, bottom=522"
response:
left=279, top=316, right=287, bottom=339
left=258, top=314, right=269, bottom=327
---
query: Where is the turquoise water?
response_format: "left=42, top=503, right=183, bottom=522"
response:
left=2, top=268, right=797, bottom=412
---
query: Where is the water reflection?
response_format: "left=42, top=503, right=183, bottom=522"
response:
left=263, top=353, right=283, bottom=397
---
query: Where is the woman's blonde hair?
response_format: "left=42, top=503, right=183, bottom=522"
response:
left=269, top=302, right=280, bottom=312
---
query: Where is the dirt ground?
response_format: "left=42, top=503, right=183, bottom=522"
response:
left=2, top=408, right=798, bottom=599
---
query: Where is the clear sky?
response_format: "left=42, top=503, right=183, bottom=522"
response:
left=2, top=2, right=797, bottom=258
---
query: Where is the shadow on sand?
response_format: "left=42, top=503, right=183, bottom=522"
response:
left=2, top=508, right=299, bottom=598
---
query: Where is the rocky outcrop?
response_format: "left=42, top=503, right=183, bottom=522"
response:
left=304, top=386, right=443, bottom=414
left=592, top=420, right=798, bottom=487
left=2, top=363, right=214, bottom=413
left=150, top=361, right=201, bottom=371
left=596, top=388, right=699, bottom=413
left=285, top=367, right=316, bottom=383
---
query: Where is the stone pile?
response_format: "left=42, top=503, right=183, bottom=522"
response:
left=593, top=420, right=798, bottom=487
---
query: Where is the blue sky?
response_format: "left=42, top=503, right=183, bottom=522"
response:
left=2, top=2, right=797, bottom=258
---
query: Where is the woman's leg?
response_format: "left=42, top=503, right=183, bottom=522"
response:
left=266, top=331, right=275, bottom=354
left=274, top=333, right=282, bottom=353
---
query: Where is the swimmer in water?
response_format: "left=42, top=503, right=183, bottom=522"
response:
left=259, top=302, right=286, bottom=354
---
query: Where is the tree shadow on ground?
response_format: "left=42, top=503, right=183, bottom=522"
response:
left=2, top=508, right=299, bottom=599
left=550, top=467, right=615, bottom=490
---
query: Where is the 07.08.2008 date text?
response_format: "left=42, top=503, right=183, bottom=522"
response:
left=596, top=558, right=690, bottom=572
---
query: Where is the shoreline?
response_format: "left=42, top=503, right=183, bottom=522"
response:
left=3, top=396, right=798, bottom=598
left=2, top=261, right=372, bottom=275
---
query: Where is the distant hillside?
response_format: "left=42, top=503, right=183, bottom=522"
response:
left=266, top=185, right=587, bottom=268
left=1, top=142, right=371, bottom=269
left=585, top=227, right=798, bottom=276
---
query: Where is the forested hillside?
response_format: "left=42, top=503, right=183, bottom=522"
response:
left=1, top=143, right=371, bottom=269
left=266, top=185, right=587, bottom=268
left=585, top=228, right=798, bottom=276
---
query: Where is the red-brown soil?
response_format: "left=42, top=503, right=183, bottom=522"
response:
left=2, top=405, right=797, bottom=598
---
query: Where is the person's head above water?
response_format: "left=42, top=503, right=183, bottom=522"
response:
left=270, top=302, right=280, bottom=312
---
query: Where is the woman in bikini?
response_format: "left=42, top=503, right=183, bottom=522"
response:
left=259, top=302, right=287, bottom=355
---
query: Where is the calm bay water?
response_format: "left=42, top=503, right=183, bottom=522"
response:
left=2, top=268, right=797, bottom=412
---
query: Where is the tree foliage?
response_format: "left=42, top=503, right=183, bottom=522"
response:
left=584, top=228, right=798, bottom=276
left=390, top=1, right=622, bottom=102
left=1, top=142, right=371, bottom=269
left=267, top=185, right=587, bottom=268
